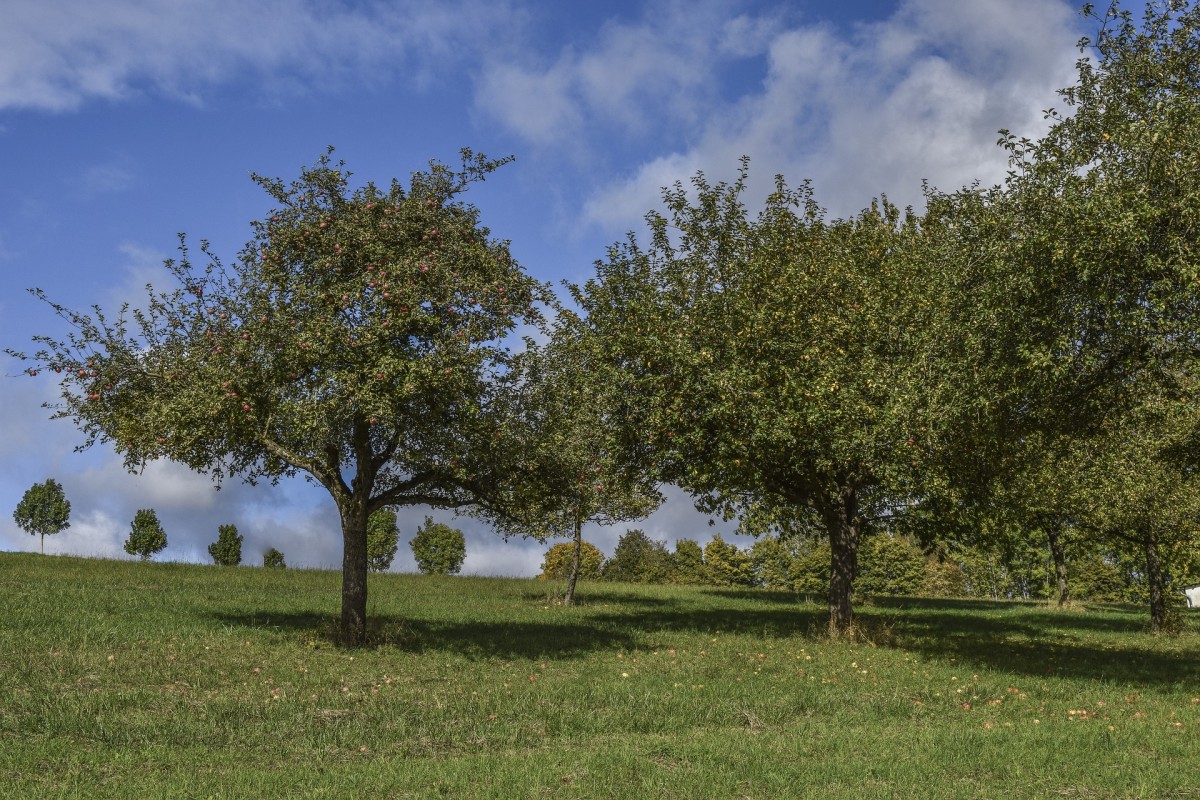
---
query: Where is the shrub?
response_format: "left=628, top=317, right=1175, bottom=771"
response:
left=670, top=538, right=708, bottom=585
left=410, top=517, right=466, bottom=575
left=857, top=534, right=927, bottom=596
left=602, top=529, right=673, bottom=583
left=704, top=534, right=756, bottom=587
left=539, top=540, right=605, bottom=581
left=124, top=509, right=167, bottom=562
left=208, top=524, right=243, bottom=566
left=367, top=510, right=399, bottom=573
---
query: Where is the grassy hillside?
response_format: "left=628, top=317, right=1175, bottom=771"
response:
left=1, top=552, right=1198, bottom=798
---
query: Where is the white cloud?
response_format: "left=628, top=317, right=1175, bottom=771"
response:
left=480, top=0, right=1082, bottom=232
left=475, top=63, right=583, bottom=146
left=80, top=159, right=136, bottom=195
left=0, top=0, right=517, bottom=111
left=475, top=0, right=745, bottom=153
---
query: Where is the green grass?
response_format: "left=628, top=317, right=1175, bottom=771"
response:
left=2, top=553, right=1199, bottom=799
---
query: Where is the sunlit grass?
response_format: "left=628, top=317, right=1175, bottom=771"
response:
left=1, top=552, right=1197, bottom=798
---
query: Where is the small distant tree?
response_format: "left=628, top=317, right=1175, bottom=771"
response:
left=262, top=547, right=287, bottom=569
left=539, top=541, right=605, bottom=581
left=367, top=510, right=399, bottom=572
left=410, top=517, right=466, bottom=575
left=602, top=529, right=673, bottom=584
left=472, top=316, right=661, bottom=605
left=13, top=478, right=71, bottom=554
left=124, top=509, right=167, bottom=562
left=208, top=523, right=243, bottom=566
left=921, top=557, right=968, bottom=598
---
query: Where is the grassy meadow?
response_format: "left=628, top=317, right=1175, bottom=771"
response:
left=1, top=552, right=1199, bottom=799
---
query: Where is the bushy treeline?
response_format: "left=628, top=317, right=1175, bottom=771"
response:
left=542, top=529, right=1199, bottom=604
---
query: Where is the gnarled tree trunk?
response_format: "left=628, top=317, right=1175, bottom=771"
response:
left=1046, top=525, right=1070, bottom=607
left=1144, top=531, right=1168, bottom=634
left=340, top=500, right=370, bottom=646
left=824, top=484, right=861, bottom=638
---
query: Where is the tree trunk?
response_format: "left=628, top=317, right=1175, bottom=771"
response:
left=1046, top=525, right=1070, bottom=607
left=340, top=501, right=370, bottom=646
left=564, top=515, right=583, bottom=607
left=824, top=485, right=860, bottom=638
left=1144, top=532, right=1168, bottom=634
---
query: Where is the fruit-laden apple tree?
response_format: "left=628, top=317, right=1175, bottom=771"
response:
left=471, top=317, right=661, bottom=605
left=578, top=165, right=1016, bottom=636
left=12, top=149, right=546, bottom=645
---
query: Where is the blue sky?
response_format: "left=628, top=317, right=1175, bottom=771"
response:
left=0, top=0, right=1085, bottom=574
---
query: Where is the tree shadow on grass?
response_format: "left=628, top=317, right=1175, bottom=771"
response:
left=516, top=589, right=679, bottom=609
left=211, top=611, right=643, bottom=659
left=855, top=601, right=1200, bottom=687
left=211, top=596, right=1200, bottom=686
left=699, top=588, right=808, bottom=604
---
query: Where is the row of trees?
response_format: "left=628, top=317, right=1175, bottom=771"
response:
left=11, top=1, right=1200, bottom=642
left=546, top=529, right=1196, bottom=605
left=12, top=481, right=465, bottom=575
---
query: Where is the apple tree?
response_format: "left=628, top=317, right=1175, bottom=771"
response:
left=12, top=149, right=546, bottom=645
left=471, top=317, right=661, bottom=605
left=578, top=165, right=1007, bottom=635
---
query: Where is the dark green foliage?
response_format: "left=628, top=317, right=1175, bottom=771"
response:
left=601, top=529, right=673, bottom=584
left=262, top=547, right=286, bottom=569
left=208, top=524, right=243, bottom=566
left=539, top=541, right=605, bottom=581
left=124, top=509, right=167, bottom=562
left=703, top=534, right=756, bottom=587
left=410, top=517, right=466, bottom=575
left=12, top=478, right=71, bottom=554
left=670, top=539, right=708, bottom=585
left=857, top=534, right=928, bottom=596
left=789, top=540, right=831, bottom=598
left=921, top=559, right=968, bottom=598
left=367, top=510, right=399, bottom=573
left=748, top=536, right=794, bottom=590
left=1070, top=555, right=1129, bottom=603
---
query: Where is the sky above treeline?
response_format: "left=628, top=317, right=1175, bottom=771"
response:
left=0, top=0, right=1086, bottom=574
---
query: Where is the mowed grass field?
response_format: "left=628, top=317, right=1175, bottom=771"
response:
left=1, top=553, right=1198, bottom=799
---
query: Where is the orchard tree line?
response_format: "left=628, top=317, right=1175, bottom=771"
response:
left=9, top=1, right=1200, bottom=642
left=542, top=530, right=1193, bottom=608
